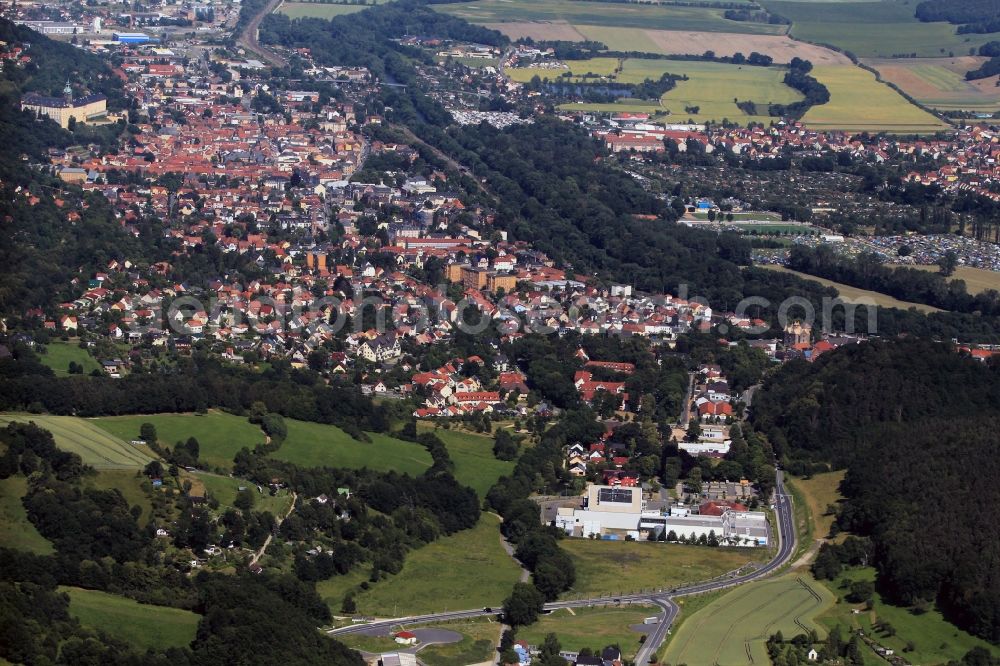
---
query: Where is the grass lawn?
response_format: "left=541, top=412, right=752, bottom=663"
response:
left=92, top=411, right=265, bottom=471
left=272, top=419, right=431, bottom=476
left=418, top=424, right=514, bottom=497
left=818, top=568, right=1000, bottom=665
left=0, top=414, right=156, bottom=469
left=761, top=265, right=943, bottom=313
left=763, top=0, right=991, bottom=59
left=276, top=1, right=376, bottom=18
left=664, top=574, right=835, bottom=664
left=196, top=472, right=294, bottom=517
left=888, top=264, right=1000, bottom=295
left=801, top=65, right=950, bottom=133
left=518, top=604, right=659, bottom=659
left=417, top=618, right=501, bottom=666
left=348, top=514, right=521, bottom=616
left=318, top=568, right=371, bottom=614
left=37, top=340, right=101, bottom=377
left=0, top=475, right=54, bottom=554
left=84, top=469, right=153, bottom=524
left=62, top=586, right=200, bottom=651
left=787, top=470, right=846, bottom=543
left=436, top=0, right=783, bottom=34
left=560, top=539, right=757, bottom=598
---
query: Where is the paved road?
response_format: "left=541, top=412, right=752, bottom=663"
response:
left=329, top=471, right=797, bottom=664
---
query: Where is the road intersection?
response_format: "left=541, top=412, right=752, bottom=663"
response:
left=329, top=471, right=797, bottom=665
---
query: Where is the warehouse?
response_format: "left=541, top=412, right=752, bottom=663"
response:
left=113, top=32, right=153, bottom=44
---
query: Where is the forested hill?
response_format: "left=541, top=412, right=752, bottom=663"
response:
left=0, top=19, right=143, bottom=317
left=751, top=339, right=1000, bottom=643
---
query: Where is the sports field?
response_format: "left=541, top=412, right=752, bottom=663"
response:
left=526, top=57, right=803, bottom=123
left=801, top=65, right=950, bottom=133
left=337, top=514, right=522, bottom=615
left=888, top=263, right=1000, bottom=295
left=61, top=586, right=200, bottom=651
left=761, top=265, right=943, bottom=312
left=762, top=0, right=993, bottom=59
left=664, top=574, right=835, bottom=665
left=866, top=57, right=1000, bottom=113
left=93, top=411, right=265, bottom=470
left=276, top=1, right=378, bottom=19
left=437, top=0, right=784, bottom=34
left=270, top=419, right=432, bottom=475
left=0, top=475, right=54, bottom=554
left=420, top=426, right=515, bottom=497
left=518, top=604, right=660, bottom=660
left=0, top=414, right=157, bottom=469
left=560, top=538, right=757, bottom=598
left=38, top=341, right=101, bottom=377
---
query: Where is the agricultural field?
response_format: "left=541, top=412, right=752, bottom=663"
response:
left=337, top=514, right=522, bottom=616
left=663, top=574, right=835, bottom=664
left=436, top=0, right=784, bottom=35
left=761, top=265, right=943, bottom=312
left=518, top=604, right=660, bottom=660
left=865, top=57, right=1000, bottom=113
left=93, top=411, right=264, bottom=470
left=418, top=425, right=515, bottom=497
left=415, top=619, right=502, bottom=666
left=801, top=65, right=951, bottom=133
left=560, top=538, right=757, bottom=598
left=817, top=568, right=1000, bottom=665
left=61, top=586, right=200, bottom=652
left=787, top=470, right=846, bottom=543
left=275, top=0, right=387, bottom=18
left=888, top=263, right=1000, bottom=294
left=524, top=57, right=804, bottom=123
left=0, top=475, right=54, bottom=554
left=0, top=414, right=156, bottom=469
left=762, top=0, right=993, bottom=59
left=270, top=419, right=432, bottom=475
left=37, top=340, right=101, bottom=377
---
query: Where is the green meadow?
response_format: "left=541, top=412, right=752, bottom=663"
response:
left=0, top=414, right=156, bottom=469
left=271, top=419, right=432, bottom=475
left=0, top=475, right=54, bottom=554
left=419, top=425, right=515, bottom=497
left=62, top=586, right=200, bottom=651
left=37, top=340, right=101, bottom=377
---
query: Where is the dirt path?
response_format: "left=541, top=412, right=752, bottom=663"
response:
left=250, top=490, right=296, bottom=566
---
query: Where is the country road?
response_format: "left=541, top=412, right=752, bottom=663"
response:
left=329, top=471, right=798, bottom=665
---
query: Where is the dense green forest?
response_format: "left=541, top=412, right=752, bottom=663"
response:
left=752, top=339, right=1000, bottom=643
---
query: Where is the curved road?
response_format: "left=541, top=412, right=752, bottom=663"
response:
left=329, top=471, right=797, bottom=665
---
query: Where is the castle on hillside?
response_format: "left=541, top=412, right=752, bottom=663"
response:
left=21, top=81, right=107, bottom=129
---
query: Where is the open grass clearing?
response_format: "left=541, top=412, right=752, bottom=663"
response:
left=663, top=574, right=835, bottom=664
left=0, top=413, right=156, bottom=469
left=92, top=411, right=264, bottom=471
left=197, top=472, right=294, bottom=517
left=560, top=538, right=757, bottom=598
left=37, top=340, right=101, bottom=377
left=272, top=419, right=432, bottom=475
left=518, top=604, right=659, bottom=659
left=0, top=475, right=54, bottom=554
left=818, top=568, right=1000, bottom=665
left=887, top=263, right=1000, bottom=295
left=801, top=65, right=951, bottom=133
left=760, top=265, right=943, bottom=312
left=866, top=57, right=1000, bottom=112
left=345, top=514, right=521, bottom=616
left=763, top=0, right=993, bottom=59
left=418, top=424, right=514, bottom=497
left=61, top=586, right=200, bottom=651
left=84, top=469, right=153, bottom=524
left=787, top=470, right=846, bottom=543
